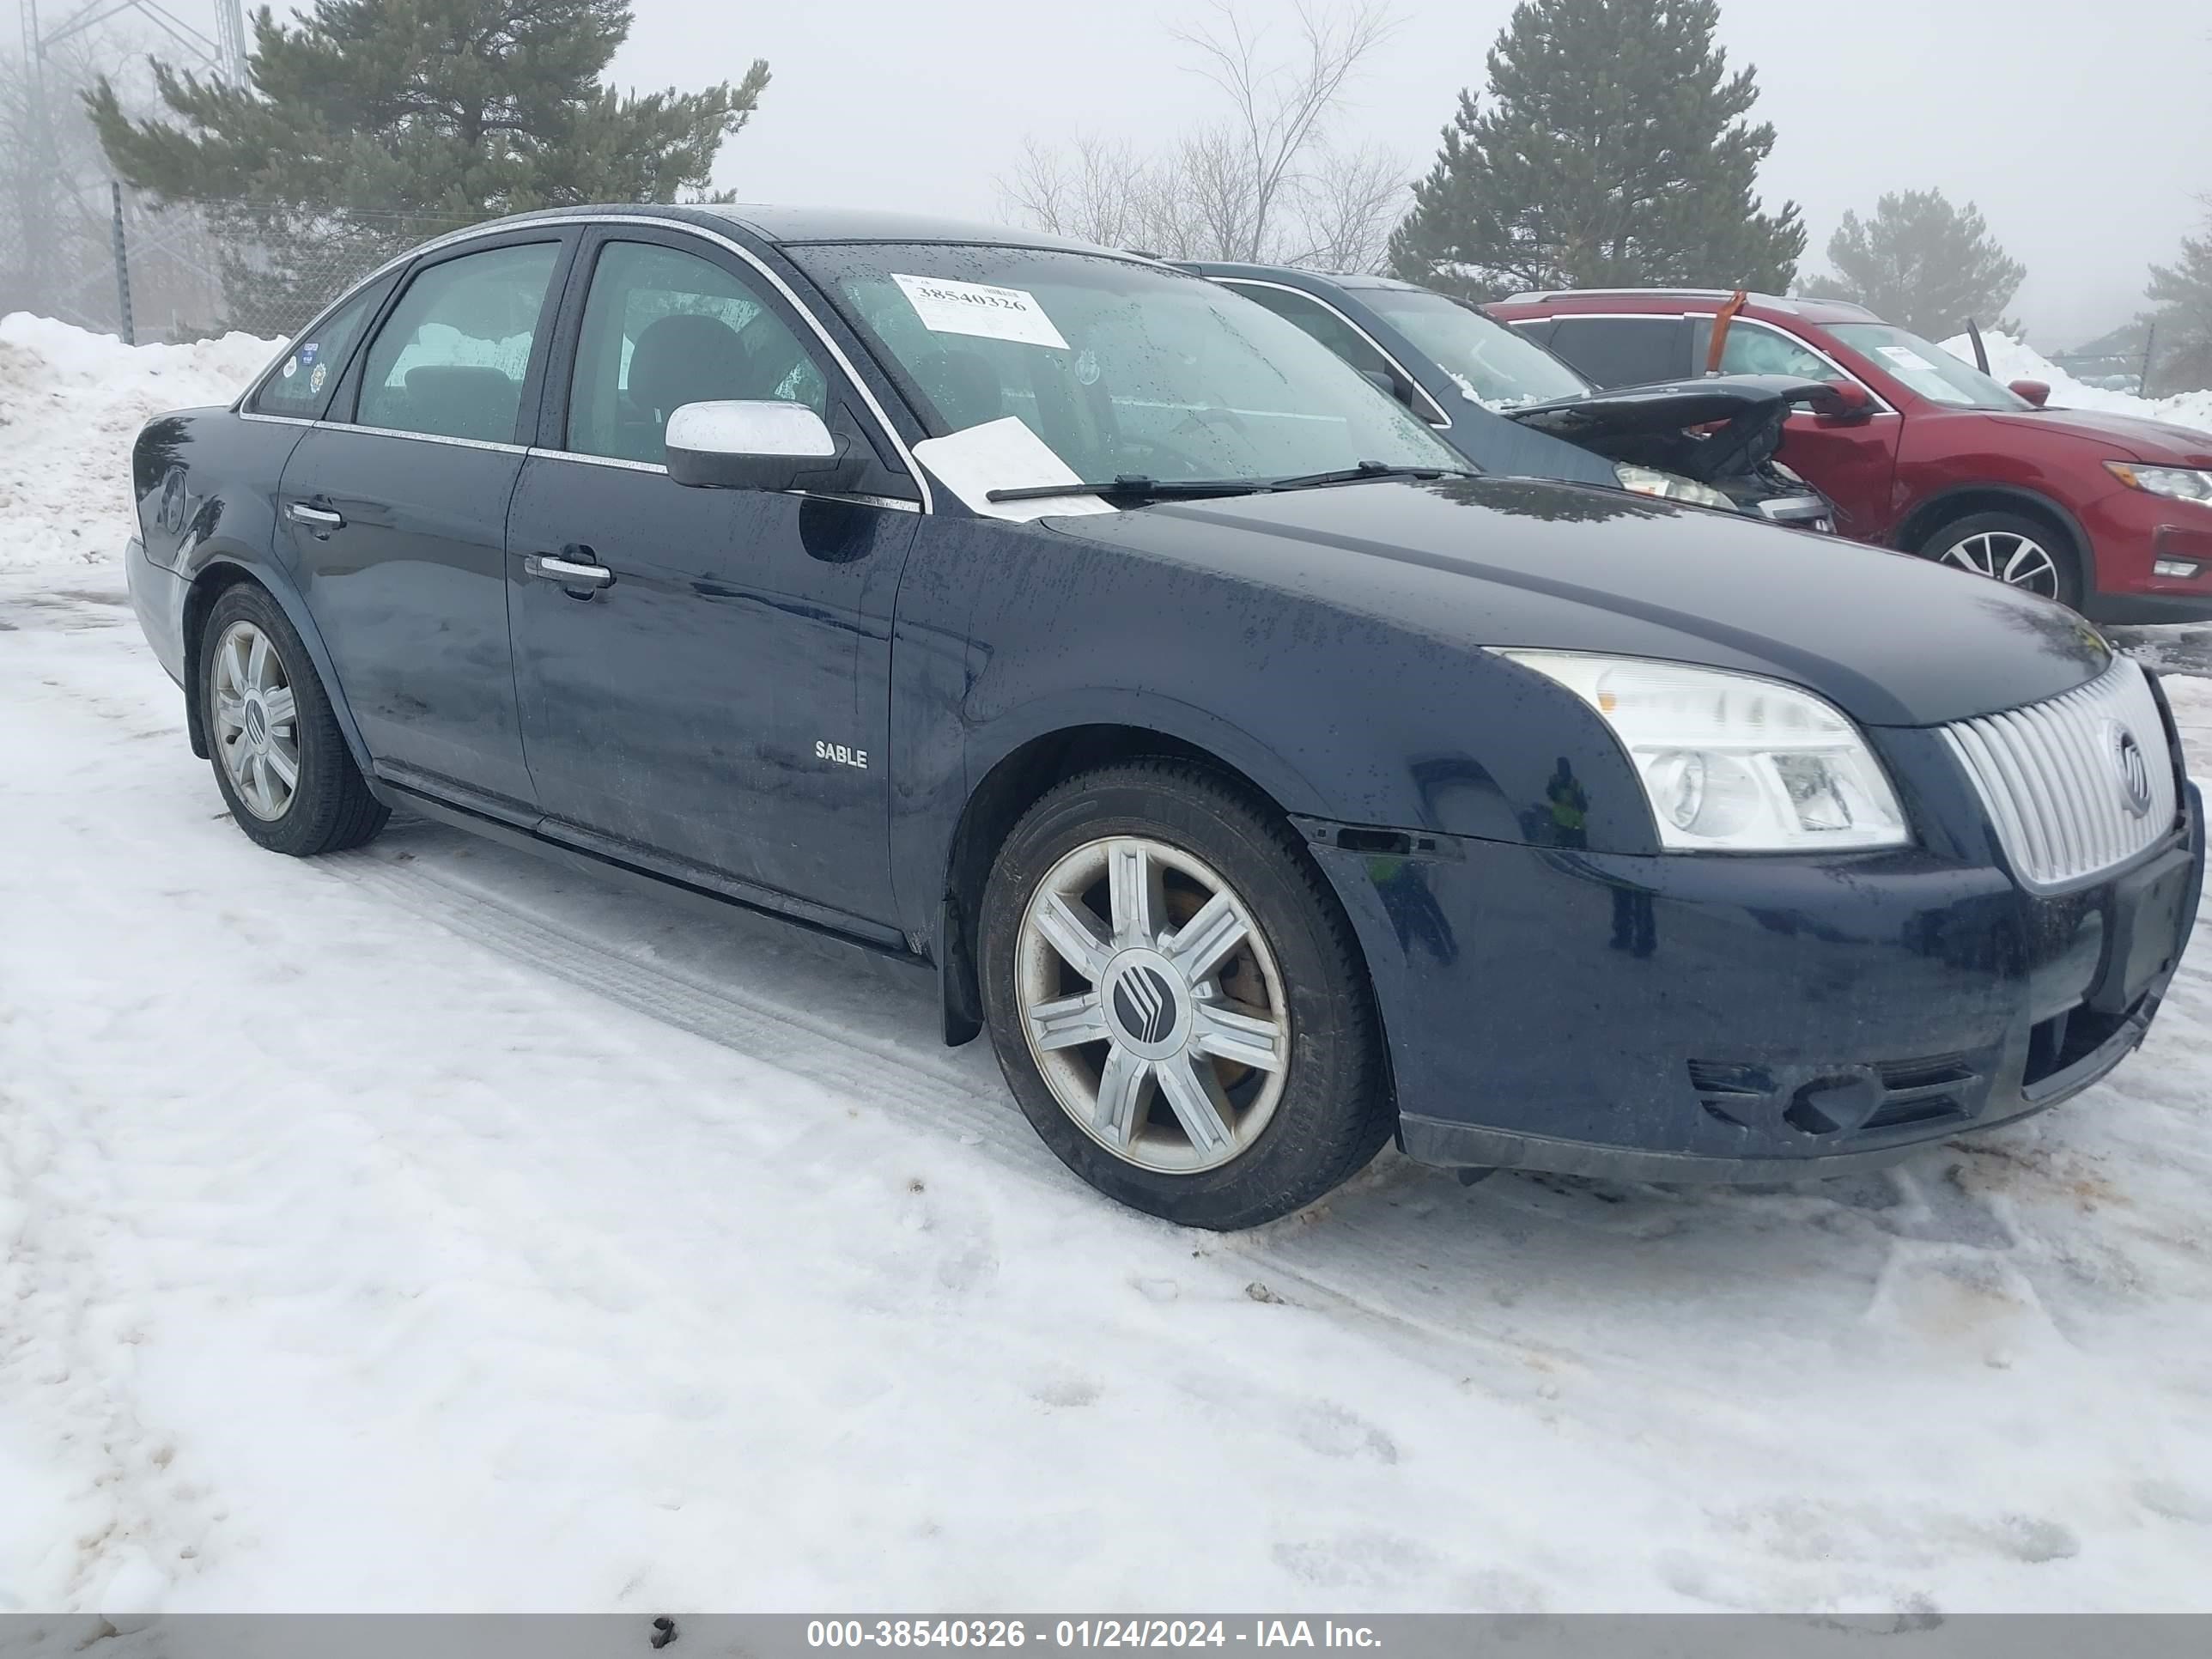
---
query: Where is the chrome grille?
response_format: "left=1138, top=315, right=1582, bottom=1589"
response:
left=1942, top=657, right=2179, bottom=890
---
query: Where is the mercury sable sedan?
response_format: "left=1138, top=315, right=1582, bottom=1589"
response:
left=124, top=205, right=2203, bottom=1230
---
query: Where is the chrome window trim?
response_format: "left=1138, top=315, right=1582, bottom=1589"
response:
left=1511, top=309, right=1896, bottom=416
left=520, top=446, right=921, bottom=512
left=527, top=446, right=666, bottom=475
left=1216, top=276, right=1455, bottom=428
left=239, top=411, right=316, bottom=428
left=231, top=211, right=933, bottom=514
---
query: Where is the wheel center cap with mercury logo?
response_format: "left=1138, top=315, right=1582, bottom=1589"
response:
left=2106, top=720, right=2154, bottom=817
left=243, top=699, right=268, bottom=747
left=1103, top=950, right=1190, bottom=1060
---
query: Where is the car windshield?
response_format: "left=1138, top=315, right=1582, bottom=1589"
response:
left=1828, top=323, right=2030, bottom=410
left=1358, top=285, right=1594, bottom=410
left=792, top=243, right=1467, bottom=484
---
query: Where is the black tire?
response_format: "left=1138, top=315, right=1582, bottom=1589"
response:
left=200, top=583, right=389, bottom=856
left=979, top=759, right=1392, bottom=1230
left=1918, top=509, right=2083, bottom=610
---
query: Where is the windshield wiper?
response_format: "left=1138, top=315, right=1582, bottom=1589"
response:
left=986, top=475, right=1268, bottom=503
left=1266, top=459, right=1476, bottom=490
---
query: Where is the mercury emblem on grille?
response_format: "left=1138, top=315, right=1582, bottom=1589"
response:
left=2106, top=720, right=2154, bottom=818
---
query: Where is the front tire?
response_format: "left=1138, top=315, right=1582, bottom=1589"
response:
left=1920, top=510, right=2082, bottom=609
left=201, top=584, right=389, bottom=856
left=979, top=760, right=1391, bottom=1230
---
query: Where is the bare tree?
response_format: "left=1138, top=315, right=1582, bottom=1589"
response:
left=997, top=1, right=1406, bottom=268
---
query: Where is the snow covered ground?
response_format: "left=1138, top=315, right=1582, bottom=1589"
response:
left=3, top=317, right=2212, bottom=1617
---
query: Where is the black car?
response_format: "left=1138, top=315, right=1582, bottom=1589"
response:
left=124, top=206, right=2202, bottom=1230
left=1185, top=262, right=1839, bottom=532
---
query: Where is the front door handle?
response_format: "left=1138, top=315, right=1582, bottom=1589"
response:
left=287, top=501, right=344, bottom=530
left=524, top=552, right=614, bottom=590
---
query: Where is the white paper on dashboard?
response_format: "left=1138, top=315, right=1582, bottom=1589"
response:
left=892, top=272, right=1071, bottom=350
left=911, top=416, right=1116, bottom=521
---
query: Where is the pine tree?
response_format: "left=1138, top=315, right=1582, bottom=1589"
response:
left=83, top=0, right=769, bottom=330
left=1389, top=0, right=1803, bottom=300
left=2145, top=217, right=2212, bottom=393
left=1802, top=189, right=2025, bottom=338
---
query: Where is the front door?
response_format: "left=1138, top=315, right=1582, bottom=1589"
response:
left=507, top=229, right=921, bottom=932
left=1696, top=316, right=1905, bottom=542
left=280, top=234, right=569, bottom=817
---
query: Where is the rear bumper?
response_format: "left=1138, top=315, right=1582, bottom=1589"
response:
left=125, top=535, right=189, bottom=687
left=1313, top=783, right=2203, bottom=1182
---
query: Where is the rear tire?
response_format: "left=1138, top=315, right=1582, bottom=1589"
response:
left=201, top=584, right=388, bottom=856
left=1919, top=509, right=2082, bottom=609
left=979, top=760, right=1392, bottom=1230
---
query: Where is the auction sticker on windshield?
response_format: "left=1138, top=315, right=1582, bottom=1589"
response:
left=893, top=273, right=1069, bottom=350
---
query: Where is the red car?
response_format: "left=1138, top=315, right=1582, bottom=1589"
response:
left=1489, top=289, right=2212, bottom=623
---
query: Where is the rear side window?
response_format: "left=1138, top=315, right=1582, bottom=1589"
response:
left=1545, top=316, right=1687, bottom=388
left=354, top=242, right=562, bottom=443
left=246, top=274, right=396, bottom=418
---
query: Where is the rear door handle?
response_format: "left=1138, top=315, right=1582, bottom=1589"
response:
left=524, top=552, right=614, bottom=589
left=287, top=501, right=344, bottom=529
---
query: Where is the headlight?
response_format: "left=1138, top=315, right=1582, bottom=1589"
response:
left=1495, top=652, right=1911, bottom=852
left=1613, top=463, right=1737, bottom=513
left=2106, top=462, right=2212, bottom=504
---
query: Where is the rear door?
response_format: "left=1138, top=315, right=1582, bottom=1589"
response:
left=278, top=230, right=572, bottom=819
left=505, top=225, right=921, bottom=933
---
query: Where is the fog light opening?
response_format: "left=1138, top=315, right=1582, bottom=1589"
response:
left=1782, top=1073, right=1884, bottom=1137
left=2153, top=557, right=2201, bottom=580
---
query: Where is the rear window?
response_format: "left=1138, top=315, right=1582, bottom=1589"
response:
left=246, top=274, right=397, bottom=418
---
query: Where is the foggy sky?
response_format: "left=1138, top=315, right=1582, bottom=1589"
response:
left=606, top=0, right=2209, bottom=349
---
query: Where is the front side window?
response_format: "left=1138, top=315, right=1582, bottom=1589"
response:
left=1828, top=323, right=2029, bottom=410
left=355, top=242, right=561, bottom=443
left=247, top=273, right=395, bottom=417
left=567, top=240, right=827, bottom=465
left=1228, top=283, right=1400, bottom=386
left=1692, top=318, right=1848, bottom=384
left=1359, top=286, right=1592, bottom=410
left=793, top=243, right=1462, bottom=484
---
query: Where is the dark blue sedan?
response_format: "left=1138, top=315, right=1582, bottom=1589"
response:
left=123, top=206, right=2200, bottom=1227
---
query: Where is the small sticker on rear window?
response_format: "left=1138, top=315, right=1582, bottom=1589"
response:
left=892, top=273, right=1069, bottom=350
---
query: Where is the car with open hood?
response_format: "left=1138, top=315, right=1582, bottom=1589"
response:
left=1490, top=287, right=2212, bottom=623
left=1183, top=262, right=1840, bottom=532
left=122, top=207, right=2202, bottom=1229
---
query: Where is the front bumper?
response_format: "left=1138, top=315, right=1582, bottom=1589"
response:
left=1311, top=782, right=2203, bottom=1182
left=2079, top=488, right=2212, bottom=623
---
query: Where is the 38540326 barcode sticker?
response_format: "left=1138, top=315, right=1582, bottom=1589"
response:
left=892, top=273, right=1070, bottom=351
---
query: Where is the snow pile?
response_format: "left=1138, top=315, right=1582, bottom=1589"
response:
left=0, top=313, right=277, bottom=575
left=1938, top=328, right=2212, bottom=437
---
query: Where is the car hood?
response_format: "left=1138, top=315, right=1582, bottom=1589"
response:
left=1504, top=374, right=1844, bottom=440
left=1049, top=477, right=2107, bottom=726
left=1982, top=406, right=2212, bottom=465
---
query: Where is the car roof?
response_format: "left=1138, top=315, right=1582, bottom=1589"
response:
left=1182, top=261, right=1434, bottom=295
left=459, top=201, right=1132, bottom=257
left=1493, top=288, right=1882, bottom=326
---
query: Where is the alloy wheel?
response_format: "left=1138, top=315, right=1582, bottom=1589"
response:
left=1015, top=836, right=1290, bottom=1174
left=211, top=619, right=301, bottom=820
left=1939, top=530, right=2061, bottom=598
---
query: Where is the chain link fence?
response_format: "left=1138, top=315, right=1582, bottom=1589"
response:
left=2, top=180, right=476, bottom=343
